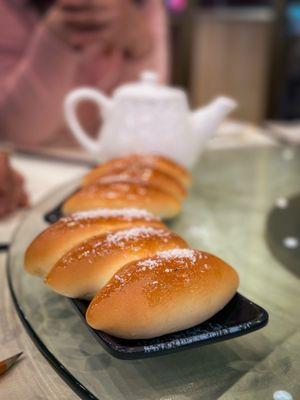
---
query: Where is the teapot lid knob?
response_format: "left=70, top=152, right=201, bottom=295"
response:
left=140, top=70, right=158, bottom=85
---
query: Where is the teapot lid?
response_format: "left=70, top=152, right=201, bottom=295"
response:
left=114, top=71, right=184, bottom=100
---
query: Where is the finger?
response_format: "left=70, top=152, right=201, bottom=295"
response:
left=0, top=205, right=10, bottom=218
left=70, top=25, right=116, bottom=47
left=0, top=152, right=9, bottom=175
left=58, top=0, right=90, bottom=7
left=9, top=174, right=23, bottom=211
left=0, top=153, right=10, bottom=194
left=66, top=22, right=116, bottom=34
left=63, top=9, right=120, bottom=26
left=69, top=30, right=107, bottom=47
left=59, top=0, right=114, bottom=12
left=0, top=161, right=27, bottom=216
left=0, top=189, right=16, bottom=215
left=18, top=190, right=29, bottom=208
left=58, top=0, right=92, bottom=13
left=8, top=169, right=27, bottom=209
left=0, top=151, right=8, bottom=163
left=13, top=170, right=24, bottom=186
left=67, top=23, right=109, bottom=33
left=0, top=197, right=8, bottom=215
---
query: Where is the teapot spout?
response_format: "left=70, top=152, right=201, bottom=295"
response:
left=191, top=96, right=237, bottom=145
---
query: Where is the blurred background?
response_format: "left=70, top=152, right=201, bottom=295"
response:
left=168, top=0, right=300, bottom=123
left=1, top=0, right=300, bottom=148
left=1, top=0, right=300, bottom=217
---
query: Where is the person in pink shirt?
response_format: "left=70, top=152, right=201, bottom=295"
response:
left=0, top=0, right=168, bottom=217
left=0, top=0, right=168, bottom=147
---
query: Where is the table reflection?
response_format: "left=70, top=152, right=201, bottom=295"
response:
left=8, top=145, right=300, bottom=399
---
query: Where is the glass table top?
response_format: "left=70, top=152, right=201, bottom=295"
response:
left=7, top=145, right=300, bottom=399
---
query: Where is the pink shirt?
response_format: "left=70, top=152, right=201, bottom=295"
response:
left=0, top=0, right=168, bottom=147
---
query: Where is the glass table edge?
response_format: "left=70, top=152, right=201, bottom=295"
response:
left=6, top=238, right=269, bottom=383
left=4, top=163, right=272, bottom=395
left=6, top=244, right=99, bottom=400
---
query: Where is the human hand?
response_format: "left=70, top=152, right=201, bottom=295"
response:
left=44, top=0, right=123, bottom=50
left=0, top=153, right=29, bottom=218
left=113, top=0, right=153, bottom=59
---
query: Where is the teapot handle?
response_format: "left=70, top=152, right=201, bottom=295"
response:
left=64, top=88, right=112, bottom=154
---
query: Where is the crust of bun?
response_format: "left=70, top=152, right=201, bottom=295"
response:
left=86, top=249, right=239, bottom=339
left=24, top=208, right=164, bottom=277
left=82, top=165, right=187, bottom=201
left=84, top=154, right=192, bottom=188
left=45, top=227, right=188, bottom=299
left=62, top=181, right=181, bottom=219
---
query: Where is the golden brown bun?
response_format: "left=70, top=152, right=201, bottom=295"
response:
left=62, top=181, right=181, bottom=219
left=24, top=208, right=165, bottom=277
left=84, top=154, right=192, bottom=189
left=45, top=227, right=188, bottom=300
left=86, top=249, right=239, bottom=339
left=82, top=165, right=187, bottom=201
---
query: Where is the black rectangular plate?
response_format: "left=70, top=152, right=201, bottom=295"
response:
left=46, top=197, right=269, bottom=360
left=70, top=293, right=268, bottom=360
left=45, top=201, right=64, bottom=224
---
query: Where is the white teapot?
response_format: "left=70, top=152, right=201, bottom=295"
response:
left=64, top=71, right=236, bottom=168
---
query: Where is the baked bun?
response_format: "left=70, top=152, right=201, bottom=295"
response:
left=62, top=181, right=181, bottom=219
left=25, top=208, right=164, bottom=277
left=84, top=154, right=192, bottom=188
left=45, top=227, right=188, bottom=300
left=86, top=249, right=239, bottom=339
left=82, top=165, right=186, bottom=201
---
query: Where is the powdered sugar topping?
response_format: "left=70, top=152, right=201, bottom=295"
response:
left=136, top=248, right=199, bottom=271
left=157, top=248, right=198, bottom=262
left=106, top=226, right=170, bottom=245
left=96, top=248, right=216, bottom=305
left=68, top=208, right=159, bottom=221
left=138, top=259, right=159, bottom=270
